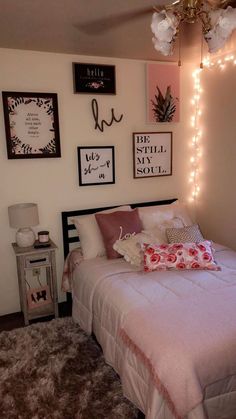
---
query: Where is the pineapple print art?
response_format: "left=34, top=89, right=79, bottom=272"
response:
left=151, top=85, right=179, bottom=123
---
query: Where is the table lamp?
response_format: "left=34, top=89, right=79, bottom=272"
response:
left=8, top=203, right=39, bottom=247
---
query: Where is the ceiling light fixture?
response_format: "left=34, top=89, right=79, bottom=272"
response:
left=151, top=0, right=236, bottom=64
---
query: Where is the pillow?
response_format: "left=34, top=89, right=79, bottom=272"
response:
left=113, top=218, right=186, bottom=267
left=138, top=200, right=193, bottom=230
left=113, top=231, right=159, bottom=266
left=171, top=201, right=193, bottom=226
left=72, top=205, right=131, bottom=259
left=166, top=224, right=204, bottom=244
left=143, top=241, right=221, bottom=272
left=143, top=217, right=185, bottom=244
left=95, top=209, right=143, bottom=259
left=138, top=203, right=174, bottom=230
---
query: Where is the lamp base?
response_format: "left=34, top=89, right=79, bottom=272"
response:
left=16, top=228, right=36, bottom=247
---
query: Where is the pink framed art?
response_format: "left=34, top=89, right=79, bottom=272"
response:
left=147, top=63, right=180, bottom=123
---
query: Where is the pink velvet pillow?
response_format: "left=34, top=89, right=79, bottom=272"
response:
left=143, top=240, right=221, bottom=272
left=95, top=209, right=143, bottom=259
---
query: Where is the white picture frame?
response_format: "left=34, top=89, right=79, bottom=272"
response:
left=77, top=146, right=115, bottom=186
left=133, top=132, right=172, bottom=178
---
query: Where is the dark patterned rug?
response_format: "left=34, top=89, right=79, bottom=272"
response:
left=0, top=317, right=140, bottom=419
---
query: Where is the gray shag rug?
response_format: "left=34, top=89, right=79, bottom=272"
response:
left=0, top=317, right=140, bottom=419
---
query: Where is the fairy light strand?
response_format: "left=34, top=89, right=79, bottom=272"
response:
left=202, top=53, right=236, bottom=69
left=190, top=51, right=236, bottom=202
left=190, top=68, right=202, bottom=202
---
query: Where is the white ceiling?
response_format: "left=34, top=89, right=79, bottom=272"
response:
left=0, top=0, right=217, bottom=62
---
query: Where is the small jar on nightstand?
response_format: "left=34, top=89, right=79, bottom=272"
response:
left=12, top=239, right=59, bottom=326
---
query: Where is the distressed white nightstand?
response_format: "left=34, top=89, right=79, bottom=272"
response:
left=12, top=239, right=59, bottom=326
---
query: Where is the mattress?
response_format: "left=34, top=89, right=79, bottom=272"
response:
left=71, top=244, right=236, bottom=419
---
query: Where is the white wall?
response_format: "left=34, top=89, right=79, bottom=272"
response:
left=195, top=60, right=236, bottom=250
left=0, top=48, right=195, bottom=315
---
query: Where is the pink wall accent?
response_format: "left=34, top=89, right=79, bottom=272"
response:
left=147, top=63, right=180, bottom=123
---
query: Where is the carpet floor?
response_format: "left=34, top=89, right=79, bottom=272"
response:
left=0, top=317, right=140, bottom=419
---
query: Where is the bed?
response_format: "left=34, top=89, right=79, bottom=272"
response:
left=61, top=199, right=236, bottom=419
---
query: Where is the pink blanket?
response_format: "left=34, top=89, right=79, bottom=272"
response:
left=120, top=285, right=236, bottom=418
left=61, top=248, right=83, bottom=292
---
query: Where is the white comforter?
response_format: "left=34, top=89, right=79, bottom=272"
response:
left=71, top=244, right=236, bottom=419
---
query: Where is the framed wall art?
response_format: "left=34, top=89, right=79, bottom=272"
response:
left=146, top=63, right=180, bottom=123
left=73, top=63, right=116, bottom=94
left=2, top=91, right=61, bottom=159
left=133, top=132, right=172, bottom=178
left=77, top=146, right=115, bottom=186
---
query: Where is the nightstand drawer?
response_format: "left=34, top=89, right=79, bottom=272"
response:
left=25, top=253, right=49, bottom=267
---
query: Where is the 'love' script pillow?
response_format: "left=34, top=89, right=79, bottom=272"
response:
left=95, top=209, right=143, bottom=259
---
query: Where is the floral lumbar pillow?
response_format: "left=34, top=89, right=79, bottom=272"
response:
left=143, top=240, right=221, bottom=272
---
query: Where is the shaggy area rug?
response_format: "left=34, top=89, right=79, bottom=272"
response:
left=0, top=317, right=140, bottom=419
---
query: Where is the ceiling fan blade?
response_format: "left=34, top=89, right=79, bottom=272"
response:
left=76, top=6, right=154, bottom=34
left=207, top=0, right=236, bottom=7
left=220, top=0, right=236, bottom=6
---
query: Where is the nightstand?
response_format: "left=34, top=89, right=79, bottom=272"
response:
left=12, top=239, right=59, bottom=326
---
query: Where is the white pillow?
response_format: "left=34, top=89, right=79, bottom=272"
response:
left=113, top=231, right=157, bottom=266
left=171, top=201, right=193, bottom=226
left=138, top=200, right=192, bottom=230
left=113, top=217, right=184, bottom=267
left=143, top=217, right=185, bottom=243
left=138, top=203, right=173, bottom=230
left=72, top=205, right=131, bottom=259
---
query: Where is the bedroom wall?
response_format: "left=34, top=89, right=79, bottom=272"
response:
left=195, top=58, right=236, bottom=250
left=0, top=47, right=195, bottom=315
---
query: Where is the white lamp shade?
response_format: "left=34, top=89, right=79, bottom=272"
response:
left=8, top=203, right=39, bottom=228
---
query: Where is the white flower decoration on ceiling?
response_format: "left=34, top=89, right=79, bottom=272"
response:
left=150, top=1, right=236, bottom=57
left=204, top=6, right=236, bottom=52
left=151, top=10, right=180, bottom=56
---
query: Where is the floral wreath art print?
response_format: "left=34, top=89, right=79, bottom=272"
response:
left=2, top=92, right=61, bottom=159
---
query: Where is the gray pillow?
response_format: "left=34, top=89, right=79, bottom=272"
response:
left=166, top=224, right=204, bottom=244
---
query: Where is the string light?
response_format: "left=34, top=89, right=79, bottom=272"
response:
left=190, top=51, right=235, bottom=202
left=189, top=68, right=202, bottom=202
left=203, top=53, right=235, bottom=69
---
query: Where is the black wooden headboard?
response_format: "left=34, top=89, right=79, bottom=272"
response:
left=61, top=198, right=177, bottom=259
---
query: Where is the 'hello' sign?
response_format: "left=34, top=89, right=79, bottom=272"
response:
left=133, top=132, right=172, bottom=178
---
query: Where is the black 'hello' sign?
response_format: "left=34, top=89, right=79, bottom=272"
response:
left=73, top=63, right=116, bottom=94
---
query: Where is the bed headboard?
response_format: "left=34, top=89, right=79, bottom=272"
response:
left=61, top=198, right=177, bottom=259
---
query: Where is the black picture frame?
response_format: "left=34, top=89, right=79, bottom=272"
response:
left=77, top=146, right=115, bottom=186
left=2, top=91, right=61, bottom=159
left=133, top=132, right=172, bottom=178
left=73, top=63, right=116, bottom=94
